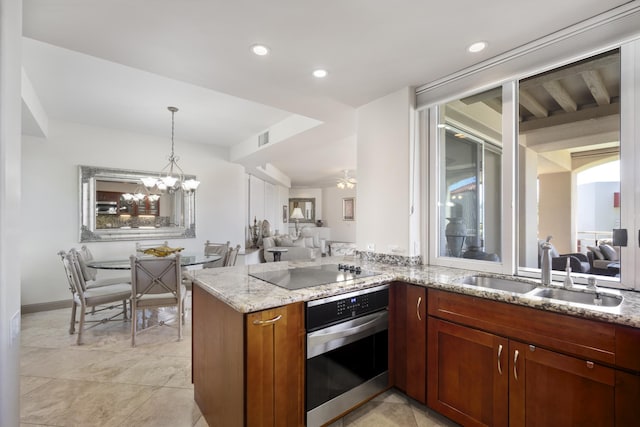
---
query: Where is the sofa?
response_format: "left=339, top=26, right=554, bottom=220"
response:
left=586, top=241, right=620, bottom=276
left=261, top=229, right=323, bottom=262
left=537, top=240, right=591, bottom=273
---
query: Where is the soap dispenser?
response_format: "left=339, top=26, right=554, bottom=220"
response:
left=563, top=257, right=574, bottom=289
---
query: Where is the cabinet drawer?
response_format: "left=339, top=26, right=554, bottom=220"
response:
left=428, top=289, right=616, bottom=365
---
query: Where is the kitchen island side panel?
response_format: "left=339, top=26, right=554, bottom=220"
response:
left=193, top=284, right=245, bottom=427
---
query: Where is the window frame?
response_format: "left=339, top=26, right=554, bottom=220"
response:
left=420, top=39, right=640, bottom=291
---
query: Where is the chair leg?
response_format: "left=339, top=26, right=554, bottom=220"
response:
left=131, top=301, right=137, bottom=347
left=69, top=301, right=77, bottom=334
left=178, top=301, right=183, bottom=341
left=77, top=307, right=86, bottom=345
left=122, top=299, right=128, bottom=320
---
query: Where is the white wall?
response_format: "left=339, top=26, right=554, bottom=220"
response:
left=322, top=186, right=356, bottom=242
left=0, top=0, right=23, bottom=423
left=356, top=87, right=412, bottom=255
left=247, top=173, right=289, bottom=239
left=21, top=119, right=246, bottom=306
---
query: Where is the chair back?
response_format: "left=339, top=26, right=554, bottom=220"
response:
left=67, top=248, right=92, bottom=293
left=130, top=254, right=181, bottom=299
left=224, top=245, right=241, bottom=267
left=58, top=250, right=82, bottom=296
left=203, top=240, right=230, bottom=268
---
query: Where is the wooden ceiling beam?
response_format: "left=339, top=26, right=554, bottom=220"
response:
left=581, top=70, right=611, bottom=105
left=519, top=89, right=548, bottom=118
left=542, top=80, right=577, bottom=112
left=519, top=102, right=619, bottom=132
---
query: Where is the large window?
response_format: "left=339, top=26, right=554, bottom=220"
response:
left=517, top=49, right=621, bottom=282
left=422, top=41, right=639, bottom=289
left=436, top=88, right=503, bottom=263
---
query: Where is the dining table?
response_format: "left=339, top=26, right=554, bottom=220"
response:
left=87, top=253, right=222, bottom=270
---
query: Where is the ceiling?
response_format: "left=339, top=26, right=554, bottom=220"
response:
left=21, top=0, right=632, bottom=187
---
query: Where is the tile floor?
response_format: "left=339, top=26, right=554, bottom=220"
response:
left=20, top=296, right=458, bottom=426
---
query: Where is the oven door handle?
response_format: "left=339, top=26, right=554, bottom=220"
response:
left=307, top=310, right=388, bottom=358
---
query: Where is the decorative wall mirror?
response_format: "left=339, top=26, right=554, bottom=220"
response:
left=79, top=165, right=197, bottom=242
left=288, top=198, right=315, bottom=223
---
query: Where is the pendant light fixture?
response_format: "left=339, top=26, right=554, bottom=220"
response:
left=142, top=106, right=200, bottom=192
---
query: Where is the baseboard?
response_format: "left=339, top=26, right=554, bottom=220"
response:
left=21, top=299, right=71, bottom=314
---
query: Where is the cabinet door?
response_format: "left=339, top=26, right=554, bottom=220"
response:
left=391, top=283, right=427, bottom=403
left=509, top=341, right=615, bottom=427
left=246, top=303, right=305, bottom=427
left=405, top=285, right=427, bottom=403
left=427, top=317, right=508, bottom=427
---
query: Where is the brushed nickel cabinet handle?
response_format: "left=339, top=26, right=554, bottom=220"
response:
left=252, top=314, right=282, bottom=325
left=416, top=296, right=422, bottom=321
left=497, top=344, right=503, bottom=375
left=514, top=350, right=520, bottom=381
left=586, top=361, right=594, bottom=369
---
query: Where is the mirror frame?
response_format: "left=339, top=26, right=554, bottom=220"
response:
left=288, top=198, right=315, bottom=223
left=79, top=165, right=197, bottom=242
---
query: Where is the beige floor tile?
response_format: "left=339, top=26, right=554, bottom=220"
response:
left=164, top=360, right=194, bottom=389
left=20, top=375, right=52, bottom=395
left=20, top=346, right=109, bottom=378
left=110, top=354, right=191, bottom=386
left=341, top=401, right=419, bottom=427
left=124, top=387, right=202, bottom=426
left=193, top=414, right=209, bottom=427
left=411, top=402, right=460, bottom=427
left=20, top=378, right=157, bottom=426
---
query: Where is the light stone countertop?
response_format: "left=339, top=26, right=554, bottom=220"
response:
left=188, top=256, right=640, bottom=329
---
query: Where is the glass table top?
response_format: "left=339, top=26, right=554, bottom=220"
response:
left=87, top=253, right=222, bottom=270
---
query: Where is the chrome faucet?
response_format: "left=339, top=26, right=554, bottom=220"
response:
left=586, top=276, right=599, bottom=293
left=540, top=237, right=552, bottom=286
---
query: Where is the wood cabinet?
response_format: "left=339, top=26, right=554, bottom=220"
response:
left=246, top=304, right=305, bottom=427
left=428, top=317, right=508, bottom=426
left=427, top=289, right=639, bottom=427
left=192, top=285, right=304, bottom=427
left=390, top=282, right=427, bottom=403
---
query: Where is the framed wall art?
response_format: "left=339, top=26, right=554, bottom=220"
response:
left=342, top=197, right=355, bottom=221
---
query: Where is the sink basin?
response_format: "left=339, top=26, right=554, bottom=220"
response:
left=457, top=275, right=538, bottom=294
left=528, top=287, right=623, bottom=307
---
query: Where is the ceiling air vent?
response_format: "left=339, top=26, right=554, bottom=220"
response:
left=258, top=131, right=270, bottom=147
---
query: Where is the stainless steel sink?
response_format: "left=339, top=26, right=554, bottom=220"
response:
left=528, top=287, right=623, bottom=307
left=457, top=275, right=539, bottom=294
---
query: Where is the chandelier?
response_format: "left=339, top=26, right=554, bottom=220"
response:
left=142, top=106, right=200, bottom=192
left=337, top=169, right=357, bottom=189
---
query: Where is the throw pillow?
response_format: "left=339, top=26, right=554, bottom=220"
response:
left=304, top=236, right=314, bottom=248
left=292, top=237, right=306, bottom=247
left=587, top=245, right=604, bottom=260
left=262, top=237, right=276, bottom=249
left=301, top=228, right=321, bottom=247
left=275, top=236, right=293, bottom=247
left=599, top=244, right=618, bottom=261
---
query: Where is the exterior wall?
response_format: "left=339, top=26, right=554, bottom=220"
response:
left=21, top=119, right=246, bottom=306
left=538, top=172, right=572, bottom=254
left=356, top=87, right=412, bottom=255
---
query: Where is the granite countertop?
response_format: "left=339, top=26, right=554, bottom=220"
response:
left=188, top=256, right=640, bottom=329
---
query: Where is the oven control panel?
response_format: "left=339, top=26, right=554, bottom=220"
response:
left=306, top=285, right=389, bottom=332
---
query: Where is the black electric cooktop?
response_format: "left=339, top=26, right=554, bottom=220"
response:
left=249, top=264, right=380, bottom=290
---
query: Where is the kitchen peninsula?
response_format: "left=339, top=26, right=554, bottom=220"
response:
left=191, top=257, right=640, bottom=427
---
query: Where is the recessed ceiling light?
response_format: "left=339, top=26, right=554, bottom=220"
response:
left=468, top=41, right=487, bottom=53
left=251, top=44, right=270, bottom=56
left=313, top=69, right=328, bottom=78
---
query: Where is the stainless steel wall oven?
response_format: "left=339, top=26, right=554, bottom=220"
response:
left=305, top=284, right=389, bottom=427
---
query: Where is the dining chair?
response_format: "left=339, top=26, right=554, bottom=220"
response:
left=130, top=253, right=186, bottom=347
left=203, top=240, right=230, bottom=268
left=224, top=244, right=241, bottom=267
left=59, top=249, right=131, bottom=345
left=76, top=245, right=131, bottom=287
